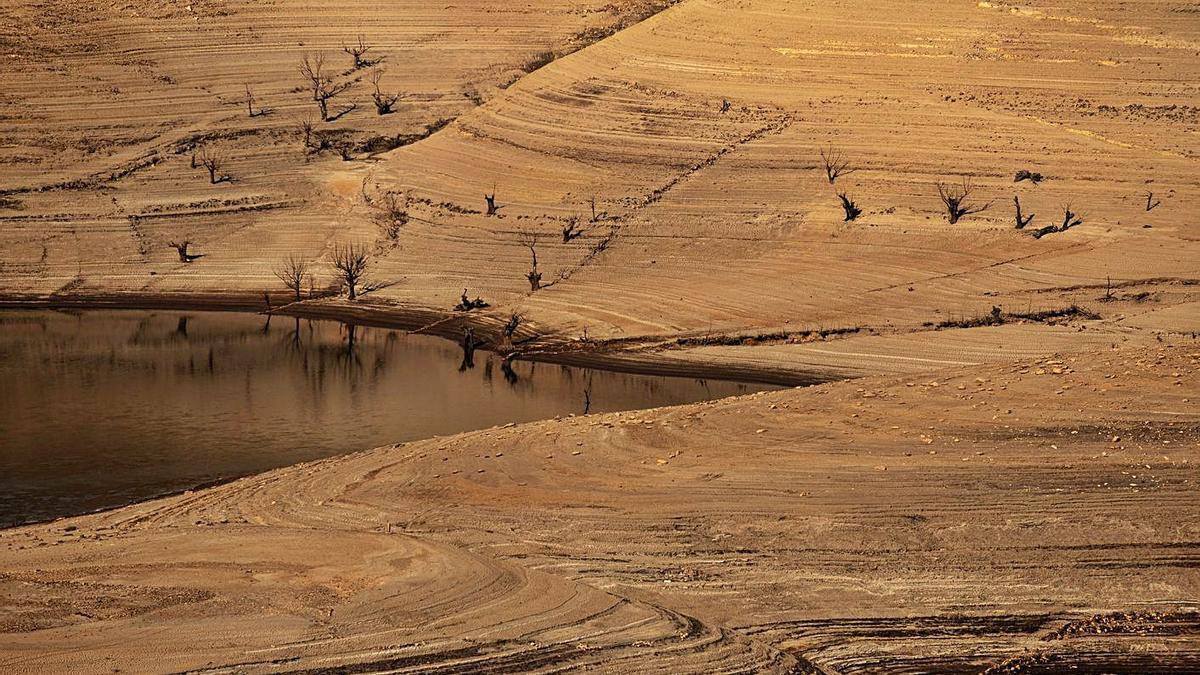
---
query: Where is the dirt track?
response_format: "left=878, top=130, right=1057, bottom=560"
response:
left=1, top=0, right=1199, bottom=671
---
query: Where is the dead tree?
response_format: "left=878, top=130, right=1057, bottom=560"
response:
left=196, top=146, right=227, bottom=184
left=455, top=289, right=489, bottom=311
left=329, top=242, right=370, bottom=299
left=343, top=35, right=372, bottom=69
left=273, top=255, right=310, bottom=302
left=1145, top=190, right=1161, bottom=212
left=299, top=53, right=352, bottom=121
left=1013, top=195, right=1034, bottom=229
left=485, top=190, right=499, bottom=216
left=1031, top=205, right=1083, bottom=239
left=936, top=178, right=991, bottom=224
left=503, top=313, right=521, bottom=339
left=378, top=192, right=408, bottom=240
left=820, top=146, right=856, bottom=184
left=168, top=240, right=204, bottom=263
left=518, top=230, right=542, bottom=291
left=1014, top=169, right=1044, bottom=184
left=297, top=116, right=316, bottom=151
left=297, top=116, right=333, bottom=154
left=245, top=85, right=261, bottom=117
left=1059, top=204, right=1083, bottom=231
left=587, top=195, right=598, bottom=222
left=368, top=69, right=399, bottom=115
left=1030, top=224, right=1057, bottom=239
left=837, top=193, right=862, bottom=222
left=334, top=140, right=355, bottom=161
left=562, top=216, right=584, bottom=242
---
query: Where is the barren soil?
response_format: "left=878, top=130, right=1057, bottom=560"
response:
left=1, top=0, right=1198, bottom=671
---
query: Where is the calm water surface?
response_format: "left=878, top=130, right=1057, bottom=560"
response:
left=0, top=310, right=771, bottom=527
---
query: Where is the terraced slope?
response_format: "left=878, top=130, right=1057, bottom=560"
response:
left=1, top=1, right=1198, bottom=671
left=359, top=0, right=1199, bottom=343
left=2, top=0, right=1196, bottom=377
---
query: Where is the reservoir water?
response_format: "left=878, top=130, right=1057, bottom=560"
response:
left=0, top=309, right=771, bottom=527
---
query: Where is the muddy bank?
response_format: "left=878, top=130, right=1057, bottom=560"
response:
left=2, top=342, right=1196, bottom=672
left=0, top=291, right=841, bottom=386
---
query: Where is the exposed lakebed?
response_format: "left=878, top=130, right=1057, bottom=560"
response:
left=0, top=309, right=772, bottom=527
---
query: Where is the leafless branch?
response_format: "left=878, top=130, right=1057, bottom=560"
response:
left=329, top=242, right=370, bottom=299
left=820, top=146, right=856, bottom=184
left=299, top=53, right=353, bottom=121
left=273, top=256, right=311, bottom=302
left=936, top=178, right=991, bottom=224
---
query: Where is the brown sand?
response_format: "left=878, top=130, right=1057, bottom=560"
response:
left=1, top=0, right=1199, bottom=671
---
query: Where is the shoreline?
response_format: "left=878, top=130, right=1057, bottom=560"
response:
left=0, top=291, right=840, bottom=387
left=1, top=292, right=816, bottom=531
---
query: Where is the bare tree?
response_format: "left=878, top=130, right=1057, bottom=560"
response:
left=1013, top=195, right=1034, bottom=229
left=368, top=69, right=399, bottom=115
left=587, top=195, right=598, bottom=222
left=504, top=313, right=522, bottom=339
left=196, top=146, right=227, bottom=184
left=296, top=115, right=333, bottom=154
left=168, top=240, right=204, bottom=263
left=343, top=34, right=372, bottom=69
left=1031, top=205, right=1083, bottom=239
left=837, top=193, right=862, bottom=222
left=377, top=192, right=408, bottom=240
left=1145, top=190, right=1161, bottom=212
left=562, top=216, right=584, bottom=242
left=1059, top=204, right=1083, bottom=231
left=299, top=53, right=352, bottom=121
left=329, top=242, right=370, bottom=299
left=297, top=116, right=315, bottom=151
left=518, top=229, right=542, bottom=291
left=273, top=256, right=311, bottom=302
left=820, top=146, right=856, bottom=184
left=455, top=288, right=488, bottom=311
left=936, top=178, right=991, bottom=224
left=245, top=84, right=262, bottom=117
left=485, top=189, right=499, bottom=216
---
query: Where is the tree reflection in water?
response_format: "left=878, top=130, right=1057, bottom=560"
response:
left=0, top=309, right=778, bottom=527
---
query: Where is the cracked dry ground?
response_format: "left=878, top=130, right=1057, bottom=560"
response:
left=2, top=344, right=1197, bottom=672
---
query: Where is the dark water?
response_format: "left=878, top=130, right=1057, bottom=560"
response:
left=0, top=310, right=770, bottom=527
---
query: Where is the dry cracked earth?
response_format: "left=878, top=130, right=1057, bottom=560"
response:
left=1, top=0, right=1198, bottom=672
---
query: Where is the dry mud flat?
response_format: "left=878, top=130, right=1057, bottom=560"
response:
left=1, top=0, right=1200, bottom=671
left=0, top=0, right=1196, bottom=366
left=1, top=343, right=1198, bottom=673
